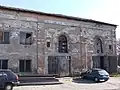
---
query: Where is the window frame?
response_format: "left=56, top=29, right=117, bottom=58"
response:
left=96, top=38, right=103, bottom=53
left=0, top=59, right=8, bottom=69
left=0, top=31, right=10, bottom=44
left=20, top=31, right=33, bottom=45
left=19, top=59, right=32, bottom=72
left=58, top=35, right=68, bottom=53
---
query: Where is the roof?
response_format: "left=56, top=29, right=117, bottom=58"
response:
left=0, top=5, right=117, bottom=27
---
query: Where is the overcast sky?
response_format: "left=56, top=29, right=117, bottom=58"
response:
left=0, top=0, right=120, bottom=38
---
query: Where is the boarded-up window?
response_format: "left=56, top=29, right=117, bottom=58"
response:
left=20, top=32, right=32, bottom=45
left=0, top=31, right=10, bottom=44
left=19, top=60, right=31, bottom=72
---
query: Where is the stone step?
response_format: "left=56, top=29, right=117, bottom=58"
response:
left=19, top=76, right=59, bottom=83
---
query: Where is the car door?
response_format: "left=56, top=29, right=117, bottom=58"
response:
left=90, top=70, right=100, bottom=80
left=85, top=70, right=92, bottom=79
left=87, top=70, right=97, bottom=80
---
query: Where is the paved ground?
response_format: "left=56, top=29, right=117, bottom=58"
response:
left=13, top=77, right=120, bottom=90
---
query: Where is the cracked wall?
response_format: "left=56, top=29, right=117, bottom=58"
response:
left=0, top=8, right=117, bottom=75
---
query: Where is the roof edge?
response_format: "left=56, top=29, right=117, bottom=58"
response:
left=0, top=5, right=118, bottom=27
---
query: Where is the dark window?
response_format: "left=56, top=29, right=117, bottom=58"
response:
left=20, top=32, right=32, bottom=45
left=0, top=31, right=3, bottom=43
left=97, top=50, right=100, bottom=53
left=19, top=60, right=24, bottom=72
left=2, top=60, right=8, bottom=69
left=109, top=45, right=112, bottom=49
left=0, top=60, right=1, bottom=69
left=0, top=60, right=8, bottom=69
left=58, top=35, right=68, bottom=53
left=113, top=31, right=116, bottom=38
left=19, top=60, right=31, bottom=72
left=98, top=39, right=103, bottom=53
left=96, top=38, right=103, bottom=53
left=0, top=31, right=10, bottom=44
left=47, top=42, right=50, bottom=47
left=26, top=60, right=31, bottom=72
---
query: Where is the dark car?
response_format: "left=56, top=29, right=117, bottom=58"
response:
left=81, top=68, right=109, bottom=82
left=0, top=69, right=19, bottom=90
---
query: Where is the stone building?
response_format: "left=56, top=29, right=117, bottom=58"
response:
left=0, top=6, right=117, bottom=76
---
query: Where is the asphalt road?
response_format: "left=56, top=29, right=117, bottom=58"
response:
left=13, top=77, right=120, bottom=90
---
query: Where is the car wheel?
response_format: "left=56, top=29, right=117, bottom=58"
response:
left=94, top=78, right=99, bottom=82
left=4, top=83, right=13, bottom=90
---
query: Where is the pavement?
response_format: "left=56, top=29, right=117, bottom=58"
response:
left=14, top=77, right=120, bottom=90
left=19, top=82, right=62, bottom=86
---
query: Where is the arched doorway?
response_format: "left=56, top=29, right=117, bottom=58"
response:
left=48, top=34, right=71, bottom=76
left=96, top=38, right=104, bottom=69
left=93, top=37, right=105, bottom=69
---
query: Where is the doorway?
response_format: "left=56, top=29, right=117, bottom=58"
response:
left=100, top=56, right=104, bottom=69
left=48, top=56, right=59, bottom=74
left=48, top=56, right=71, bottom=76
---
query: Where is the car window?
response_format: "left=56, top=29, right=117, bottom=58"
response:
left=98, top=70, right=109, bottom=75
left=91, top=71, right=97, bottom=74
left=4, top=71, right=15, bottom=76
left=0, top=70, right=16, bottom=78
left=87, top=70, right=92, bottom=73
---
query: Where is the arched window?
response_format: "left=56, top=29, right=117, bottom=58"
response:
left=58, top=35, right=68, bottom=53
left=96, top=38, right=103, bottom=53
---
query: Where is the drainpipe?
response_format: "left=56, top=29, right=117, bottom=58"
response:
left=85, top=43, right=87, bottom=70
left=79, top=26, right=82, bottom=72
left=36, top=21, right=39, bottom=74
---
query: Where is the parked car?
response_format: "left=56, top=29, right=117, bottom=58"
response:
left=80, top=68, right=109, bottom=82
left=118, top=66, right=120, bottom=73
left=0, top=69, right=19, bottom=90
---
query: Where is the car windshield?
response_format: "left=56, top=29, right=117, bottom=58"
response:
left=98, top=70, right=109, bottom=75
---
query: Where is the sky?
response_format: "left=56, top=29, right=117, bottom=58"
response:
left=0, top=0, right=120, bottom=38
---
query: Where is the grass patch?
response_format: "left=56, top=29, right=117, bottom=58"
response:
left=110, top=73, right=120, bottom=77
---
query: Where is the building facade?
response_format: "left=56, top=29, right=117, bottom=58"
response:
left=0, top=6, right=117, bottom=76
